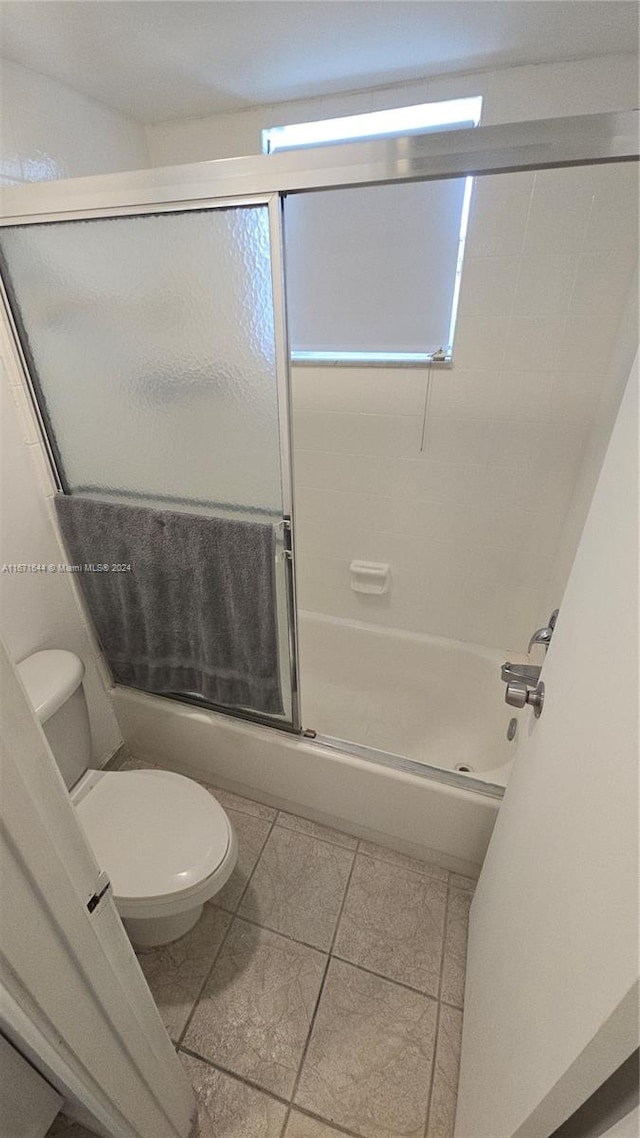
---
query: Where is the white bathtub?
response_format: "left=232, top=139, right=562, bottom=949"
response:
left=112, top=678, right=505, bottom=879
left=298, top=611, right=520, bottom=786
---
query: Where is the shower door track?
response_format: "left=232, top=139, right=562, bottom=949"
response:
left=1, top=110, right=637, bottom=753
left=311, top=732, right=505, bottom=799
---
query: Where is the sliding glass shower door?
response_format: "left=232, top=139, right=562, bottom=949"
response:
left=0, top=199, right=298, bottom=726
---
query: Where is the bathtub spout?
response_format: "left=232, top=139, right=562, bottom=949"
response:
left=527, top=609, right=559, bottom=654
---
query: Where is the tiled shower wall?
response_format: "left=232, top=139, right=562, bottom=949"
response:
left=292, top=162, right=638, bottom=653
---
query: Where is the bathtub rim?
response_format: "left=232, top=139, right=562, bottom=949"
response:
left=111, top=684, right=502, bottom=877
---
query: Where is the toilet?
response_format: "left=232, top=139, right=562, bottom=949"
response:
left=17, top=648, right=237, bottom=950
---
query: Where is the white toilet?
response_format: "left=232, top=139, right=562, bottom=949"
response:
left=17, top=648, right=237, bottom=950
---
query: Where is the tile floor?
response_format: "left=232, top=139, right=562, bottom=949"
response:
left=47, top=759, right=474, bottom=1138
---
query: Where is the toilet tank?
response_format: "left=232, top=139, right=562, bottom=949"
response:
left=16, top=650, right=91, bottom=790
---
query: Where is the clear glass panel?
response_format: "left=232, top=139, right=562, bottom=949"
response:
left=1, top=205, right=293, bottom=723
left=292, top=161, right=638, bottom=782
left=0, top=207, right=283, bottom=516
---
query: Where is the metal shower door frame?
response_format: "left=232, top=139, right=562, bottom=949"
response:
left=0, top=109, right=637, bottom=750
left=0, top=191, right=302, bottom=734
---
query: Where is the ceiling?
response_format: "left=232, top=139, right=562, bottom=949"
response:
left=0, top=1, right=637, bottom=125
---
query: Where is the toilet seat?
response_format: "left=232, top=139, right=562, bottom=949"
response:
left=74, top=769, right=236, bottom=919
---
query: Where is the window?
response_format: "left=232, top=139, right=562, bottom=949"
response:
left=263, top=97, right=482, bottom=364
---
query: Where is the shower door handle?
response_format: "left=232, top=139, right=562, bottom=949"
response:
left=505, top=680, right=545, bottom=718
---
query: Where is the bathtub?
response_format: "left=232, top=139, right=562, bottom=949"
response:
left=298, top=611, right=520, bottom=786
left=111, top=610, right=513, bottom=876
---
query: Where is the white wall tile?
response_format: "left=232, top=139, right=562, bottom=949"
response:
left=291, top=366, right=426, bottom=416
left=456, top=256, right=520, bottom=319
left=523, top=170, right=593, bottom=254
left=293, top=409, right=422, bottom=458
left=464, top=178, right=532, bottom=258
left=503, top=318, right=565, bottom=373
left=451, top=315, right=508, bottom=370
left=556, top=315, right=622, bottom=374
left=583, top=172, right=640, bottom=251
left=569, top=250, right=637, bottom=316
left=548, top=372, right=604, bottom=424
left=421, top=416, right=493, bottom=467
left=512, top=254, right=576, bottom=319
left=429, top=369, right=555, bottom=423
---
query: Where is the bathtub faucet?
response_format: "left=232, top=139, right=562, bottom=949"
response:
left=527, top=609, right=559, bottom=654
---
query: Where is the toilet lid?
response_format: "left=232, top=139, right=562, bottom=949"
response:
left=76, top=769, right=231, bottom=902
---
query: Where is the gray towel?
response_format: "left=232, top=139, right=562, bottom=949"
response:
left=54, top=495, right=283, bottom=715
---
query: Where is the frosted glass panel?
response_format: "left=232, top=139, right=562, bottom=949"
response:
left=0, top=206, right=283, bottom=515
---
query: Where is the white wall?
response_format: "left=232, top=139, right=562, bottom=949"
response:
left=0, top=56, right=148, bottom=184
left=0, top=55, right=150, bottom=763
left=291, top=161, right=638, bottom=652
left=0, top=327, right=122, bottom=765
left=145, top=53, right=638, bottom=165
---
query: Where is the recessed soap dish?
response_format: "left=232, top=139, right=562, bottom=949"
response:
left=350, top=561, right=390, bottom=595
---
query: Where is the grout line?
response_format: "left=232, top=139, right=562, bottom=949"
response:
left=222, top=911, right=331, bottom=956
left=356, top=848, right=450, bottom=885
left=274, top=811, right=359, bottom=852
left=438, top=885, right=452, bottom=1003
left=329, top=954, right=440, bottom=1002
left=421, top=887, right=450, bottom=1138
left=175, top=907, right=236, bottom=1049
left=177, top=1046, right=292, bottom=1108
left=198, top=782, right=279, bottom=822
left=176, top=811, right=278, bottom=1048
left=283, top=845, right=359, bottom=1132
left=179, top=1046, right=368, bottom=1138
left=288, top=1102, right=373, bottom=1138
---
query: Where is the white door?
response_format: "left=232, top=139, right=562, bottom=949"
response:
left=0, top=636, right=195, bottom=1138
left=455, top=356, right=639, bottom=1138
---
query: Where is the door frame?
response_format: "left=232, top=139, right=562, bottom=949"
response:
left=0, top=636, right=195, bottom=1138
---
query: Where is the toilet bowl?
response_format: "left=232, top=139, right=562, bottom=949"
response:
left=17, top=649, right=237, bottom=949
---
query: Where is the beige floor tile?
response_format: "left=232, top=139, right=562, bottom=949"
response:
left=204, top=784, right=278, bottom=822
left=136, top=905, right=231, bottom=1039
left=333, top=854, right=446, bottom=995
left=426, top=1005, right=463, bottom=1138
left=357, top=840, right=448, bottom=881
left=46, top=1117, right=100, bottom=1138
left=440, top=889, right=472, bottom=1008
left=240, top=827, right=354, bottom=950
left=180, top=1051, right=287, bottom=1138
left=448, top=874, right=476, bottom=893
left=295, top=959, right=437, bottom=1138
left=215, top=809, right=273, bottom=911
left=183, top=918, right=327, bottom=1099
left=285, top=1111, right=347, bottom=1137
left=276, top=811, right=358, bottom=850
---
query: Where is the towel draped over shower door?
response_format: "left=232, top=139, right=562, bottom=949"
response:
left=0, top=198, right=295, bottom=724
left=55, top=495, right=283, bottom=716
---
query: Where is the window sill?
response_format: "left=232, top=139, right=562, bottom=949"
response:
left=290, top=351, right=452, bottom=369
